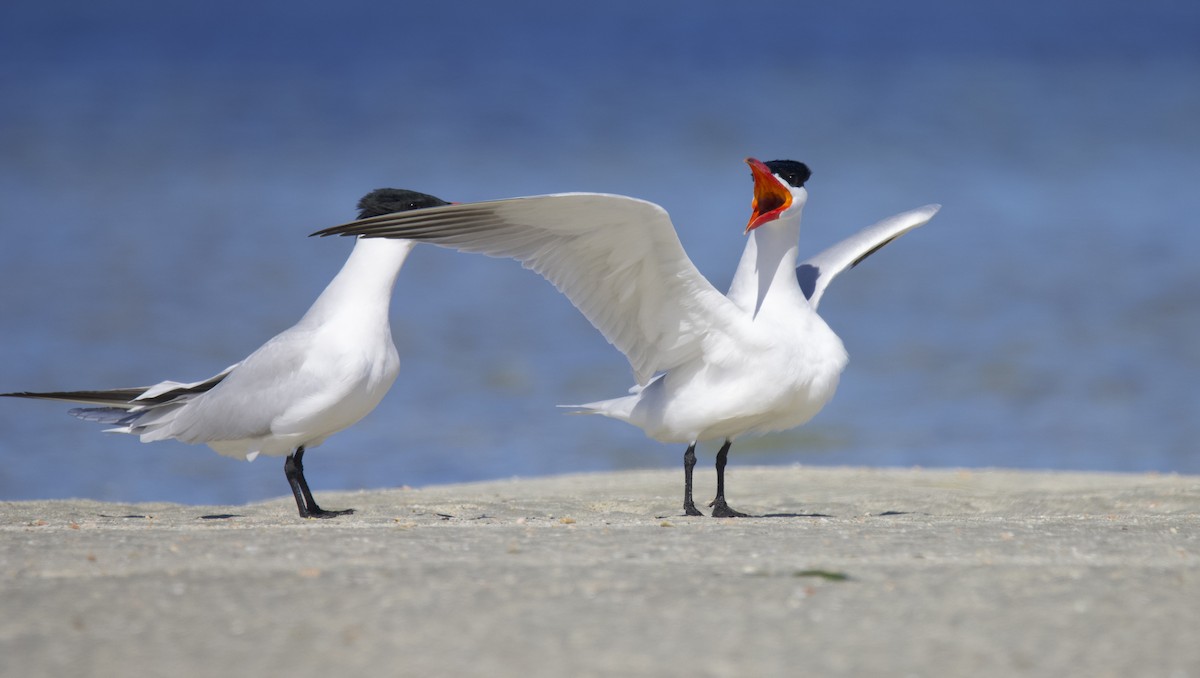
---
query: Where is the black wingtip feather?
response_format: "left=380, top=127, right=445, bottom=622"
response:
left=1, top=389, right=147, bottom=404
left=849, top=235, right=900, bottom=269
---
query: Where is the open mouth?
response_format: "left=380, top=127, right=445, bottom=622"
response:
left=745, top=157, right=792, bottom=231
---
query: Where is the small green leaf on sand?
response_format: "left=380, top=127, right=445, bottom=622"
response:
left=793, top=569, right=850, bottom=581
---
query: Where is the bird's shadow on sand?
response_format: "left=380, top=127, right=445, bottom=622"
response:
left=662, top=510, right=915, bottom=519
left=96, top=513, right=247, bottom=520
left=757, top=510, right=915, bottom=518
left=659, top=512, right=835, bottom=519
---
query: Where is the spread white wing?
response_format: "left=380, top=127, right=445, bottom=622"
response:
left=315, top=193, right=745, bottom=385
left=798, top=204, right=941, bottom=309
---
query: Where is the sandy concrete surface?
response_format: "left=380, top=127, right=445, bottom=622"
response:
left=2, top=465, right=1198, bottom=677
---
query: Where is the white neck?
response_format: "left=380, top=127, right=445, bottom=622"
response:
left=301, top=237, right=416, bottom=326
left=725, top=214, right=805, bottom=318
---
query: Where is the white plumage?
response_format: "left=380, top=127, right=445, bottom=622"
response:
left=5, top=188, right=443, bottom=518
left=314, top=159, right=939, bottom=516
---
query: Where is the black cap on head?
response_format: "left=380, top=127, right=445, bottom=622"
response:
left=356, top=188, right=450, bottom=219
left=764, top=160, right=811, bottom=188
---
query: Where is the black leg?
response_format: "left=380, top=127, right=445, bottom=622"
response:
left=283, top=451, right=309, bottom=517
left=709, top=439, right=749, bottom=518
left=283, top=446, right=354, bottom=519
left=683, top=443, right=704, bottom=516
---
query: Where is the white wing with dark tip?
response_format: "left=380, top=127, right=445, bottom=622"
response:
left=315, top=192, right=748, bottom=386
left=797, top=204, right=941, bottom=309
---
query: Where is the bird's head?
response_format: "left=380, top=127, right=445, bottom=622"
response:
left=745, top=158, right=811, bottom=233
left=356, top=188, right=450, bottom=219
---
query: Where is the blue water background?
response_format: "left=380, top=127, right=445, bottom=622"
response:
left=1, top=0, right=1198, bottom=504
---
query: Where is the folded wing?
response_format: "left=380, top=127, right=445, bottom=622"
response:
left=1, top=366, right=235, bottom=432
left=0, top=365, right=234, bottom=409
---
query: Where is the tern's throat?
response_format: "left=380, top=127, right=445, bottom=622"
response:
left=727, top=216, right=804, bottom=318
left=302, top=237, right=416, bottom=326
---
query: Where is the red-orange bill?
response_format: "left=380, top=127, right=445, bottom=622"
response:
left=745, top=157, right=792, bottom=232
